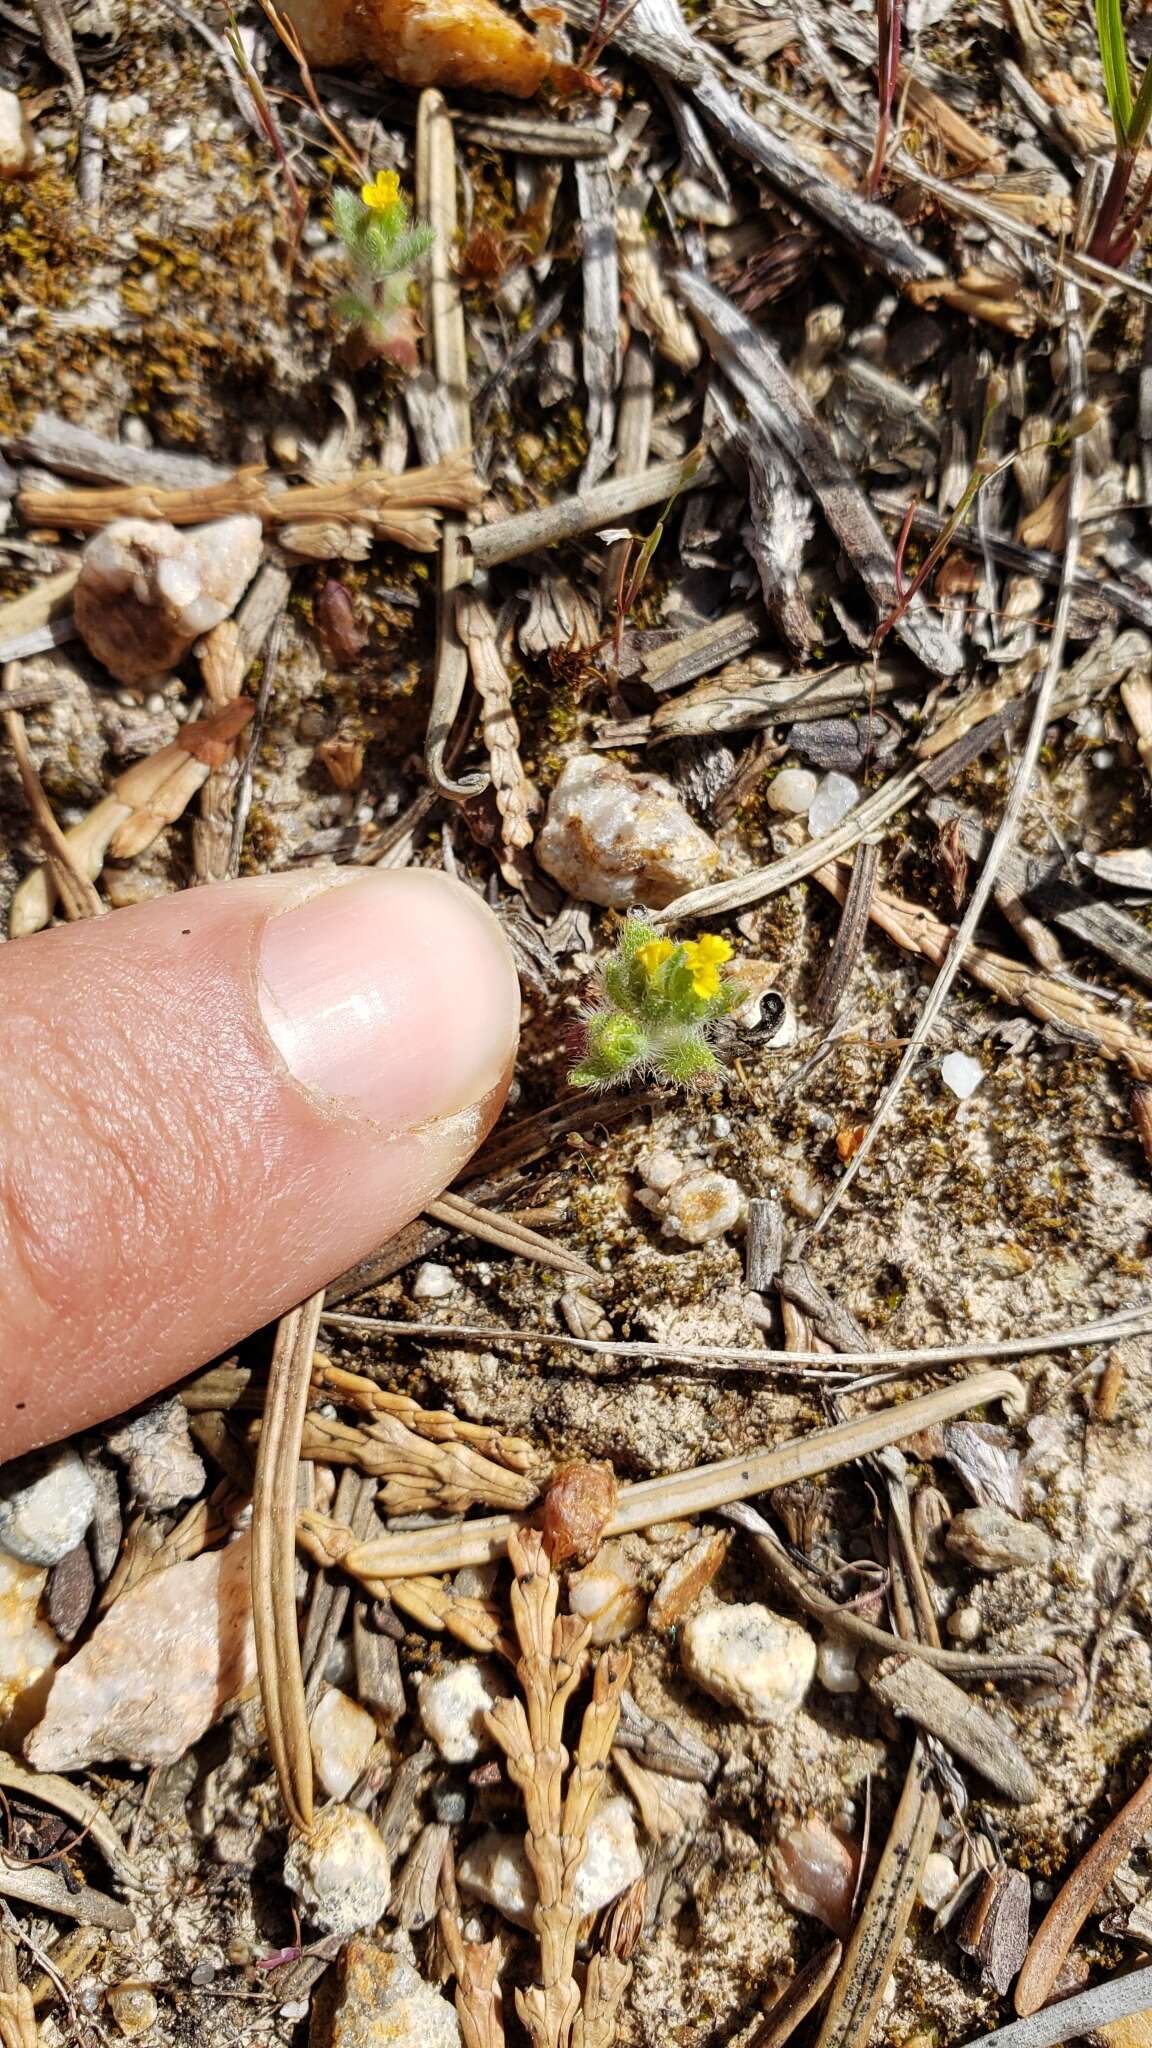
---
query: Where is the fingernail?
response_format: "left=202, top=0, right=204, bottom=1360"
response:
left=257, top=870, right=520, bottom=1128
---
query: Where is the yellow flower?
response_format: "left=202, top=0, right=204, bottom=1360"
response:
left=636, top=936, right=675, bottom=980
left=361, top=168, right=401, bottom=211
left=682, top=932, right=733, bottom=1000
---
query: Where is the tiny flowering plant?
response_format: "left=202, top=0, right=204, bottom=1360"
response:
left=330, top=168, right=436, bottom=368
left=570, top=918, right=738, bottom=1088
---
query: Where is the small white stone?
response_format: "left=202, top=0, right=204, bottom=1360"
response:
left=0, top=1448, right=97, bottom=1567
left=807, top=772, right=860, bottom=837
left=680, top=1602, right=816, bottom=1723
left=0, top=1552, right=60, bottom=1738
left=660, top=1167, right=747, bottom=1245
left=26, top=1533, right=256, bottom=1770
left=536, top=754, right=721, bottom=909
left=160, top=119, right=191, bottom=152
left=284, top=1805, right=392, bottom=1937
left=74, top=516, right=263, bottom=687
left=637, top=1147, right=683, bottom=1193
left=0, top=89, right=41, bottom=178
left=411, top=1262, right=457, bottom=1302
left=567, top=1543, right=646, bottom=1644
left=817, top=1635, right=860, bottom=1695
left=458, top=1797, right=642, bottom=1928
left=310, top=1687, right=378, bottom=1800
left=946, top=1604, right=982, bottom=1643
left=919, top=1852, right=959, bottom=1911
left=767, top=768, right=818, bottom=817
left=104, top=1396, right=205, bottom=1512
left=330, top=1941, right=461, bottom=2048
left=418, top=1659, right=506, bottom=1763
left=940, top=1051, right=984, bottom=1100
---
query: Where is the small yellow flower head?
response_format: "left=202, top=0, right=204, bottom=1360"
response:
left=636, top=936, right=675, bottom=980
left=682, top=932, right=733, bottom=1000
left=361, top=168, right=401, bottom=211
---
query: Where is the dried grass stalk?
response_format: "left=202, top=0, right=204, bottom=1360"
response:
left=252, top=1291, right=326, bottom=1831
left=814, top=860, right=1152, bottom=1081
left=457, top=590, right=541, bottom=865
left=17, top=456, right=483, bottom=550
left=296, top=1411, right=542, bottom=1515
left=487, top=1528, right=630, bottom=2048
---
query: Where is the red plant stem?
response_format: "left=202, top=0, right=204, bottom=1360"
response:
left=864, top=0, right=901, bottom=198
left=1087, top=147, right=1136, bottom=264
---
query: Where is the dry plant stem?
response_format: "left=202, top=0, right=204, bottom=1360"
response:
left=2, top=664, right=104, bottom=926
left=654, top=764, right=923, bottom=925
left=17, top=459, right=483, bottom=550
left=313, top=1361, right=541, bottom=1470
left=812, top=277, right=1088, bottom=1241
left=0, top=1861, right=133, bottom=1932
left=440, top=1847, right=507, bottom=2048
left=469, top=453, right=719, bottom=569
left=297, top=1412, right=540, bottom=1514
left=1014, top=1766, right=1152, bottom=2014
left=251, top=1290, right=325, bottom=1832
left=573, top=1883, right=644, bottom=2048
left=0, top=1925, right=36, bottom=2048
left=297, top=1371, right=1024, bottom=1582
left=868, top=1655, right=1039, bottom=1803
left=747, top=1940, right=843, bottom=2048
left=815, top=842, right=880, bottom=1024
left=321, top=1303, right=1152, bottom=1378
left=416, top=91, right=485, bottom=803
left=812, top=1741, right=940, bottom=2048
left=0, top=1759, right=139, bottom=1891
left=487, top=1529, right=629, bottom=2048
left=723, top=1503, right=1068, bottom=1687
left=427, top=1191, right=597, bottom=1279
left=227, top=610, right=286, bottom=879
left=967, top=1964, right=1152, bottom=2048
left=813, top=859, right=1152, bottom=1080
left=456, top=591, right=539, bottom=864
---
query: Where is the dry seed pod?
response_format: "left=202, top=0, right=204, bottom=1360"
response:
left=540, top=1460, right=617, bottom=1565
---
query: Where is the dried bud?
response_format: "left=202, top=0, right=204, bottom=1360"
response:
left=541, top=1460, right=617, bottom=1565
left=316, top=737, right=365, bottom=791
left=315, top=579, right=369, bottom=667
left=602, top=1877, right=646, bottom=1960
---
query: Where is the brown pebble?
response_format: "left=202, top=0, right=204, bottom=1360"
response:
left=648, top=1531, right=730, bottom=1632
left=47, top=1541, right=96, bottom=1642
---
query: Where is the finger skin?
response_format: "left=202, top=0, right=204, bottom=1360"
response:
left=0, top=871, right=519, bottom=1455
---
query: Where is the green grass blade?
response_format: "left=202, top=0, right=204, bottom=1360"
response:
left=1097, top=0, right=1134, bottom=141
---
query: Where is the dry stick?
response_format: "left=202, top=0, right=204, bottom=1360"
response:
left=296, top=1369, right=1023, bottom=1582
left=814, top=842, right=880, bottom=1024
left=0, top=1861, right=133, bottom=1932
left=810, top=276, right=1088, bottom=1244
left=2, top=663, right=104, bottom=925
left=867, top=1656, right=1039, bottom=1804
left=251, top=1290, right=326, bottom=1832
left=722, top=1502, right=1068, bottom=1688
left=745, top=1941, right=843, bottom=2048
left=417, top=90, right=485, bottom=803
left=320, top=1303, right=1152, bottom=1380
left=469, top=453, right=720, bottom=570
left=427, top=1191, right=597, bottom=1280
left=0, top=1758, right=139, bottom=1892
left=676, top=272, right=961, bottom=677
left=964, top=1964, right=1152, bottom=2048
left=1014, top=1765, right=1152, bottom=2015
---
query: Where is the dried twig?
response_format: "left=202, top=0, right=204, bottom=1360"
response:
left=320, top=1304, right=1152, bottom=1379
left=296, top=1371, right=1024, bottom=1581
left=963, top=1964, right=1152, bottom=2047
left=745, top=1941, right=843, bottom=2048
left=0, top=1861, right=133, bottom=1932
left=251, top=1290, right=326, bottom=1831
left=297, top=1412, right=542, bottom=1515
left=1014, top=1766, right=1152, bottom=2014
left=814, top=843, right=880, bottom=1025
left=416, top=90, right=485, bottom=802
left=227, top=610, right=286, bottom=879
left=441, top=1846, right=507, bottom=2048
left=575, top=150, right=621, bottom=491
left=868, top=1656, right=1039, bottom=1804
left=0, top=1759, right=139, bottom=1893
left=428, top=1191, right=597, bottom=1280
left=469, top=453, right=719, bottom=570
left=487, top=1528, right=630, bottom=2048
left=457, top=591, right=541, bottom=873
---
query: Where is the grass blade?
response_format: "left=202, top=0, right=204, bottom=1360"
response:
left=1096, top=0, right=1133, bottom=140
